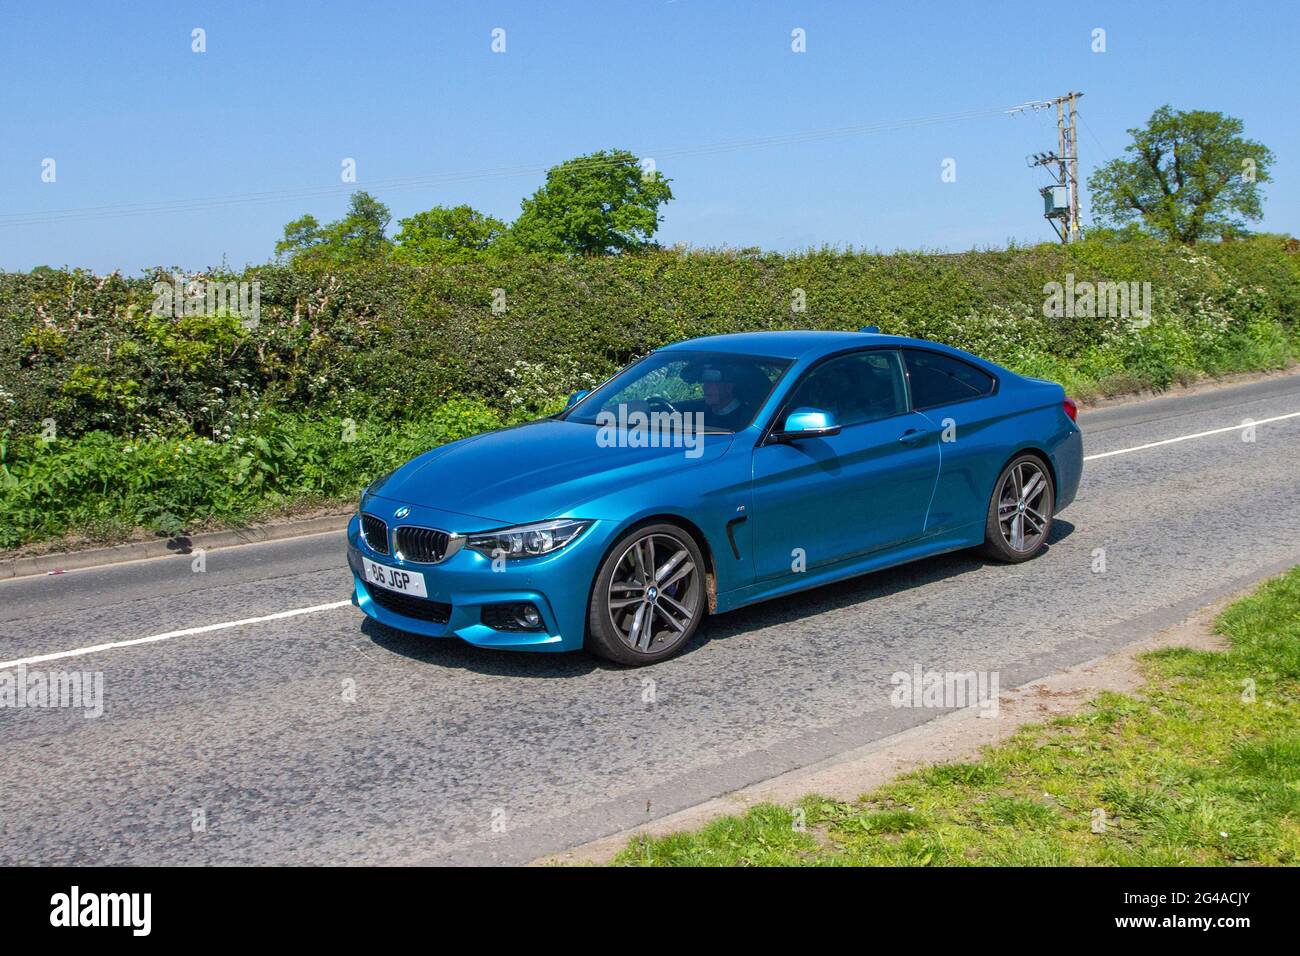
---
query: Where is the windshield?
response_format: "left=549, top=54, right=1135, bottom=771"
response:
left=563, top=350, right=792, bottom=433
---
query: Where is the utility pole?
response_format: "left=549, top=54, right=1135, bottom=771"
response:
left=1025, top=91, right=1084, bottom=242
left=1064, top=91, right=1082, bottom=241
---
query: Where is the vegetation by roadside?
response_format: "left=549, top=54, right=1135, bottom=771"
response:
left=0, top=399, right=505, bottom=550
left=612, top=568, right=1300, bottom=866
left=2, top=234, right=1297, bottom=550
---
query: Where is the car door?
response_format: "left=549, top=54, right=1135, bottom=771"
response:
left=900, top=348, right=1000, bottom=534
left=750, top=349, right=941, bottom=581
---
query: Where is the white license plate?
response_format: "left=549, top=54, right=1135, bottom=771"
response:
left=362, top=556, right=428, bottom=598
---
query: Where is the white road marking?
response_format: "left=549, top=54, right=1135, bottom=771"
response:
left=1084, top=411, right=1300, bottom=461
left=0, top=600, right=353, bottom=671
left=4, top=409, right=1298, bottom=672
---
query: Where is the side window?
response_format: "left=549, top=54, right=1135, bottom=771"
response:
left=903, top=349, right=995, bottom=409
left=782, top=350, right=908, bottom=428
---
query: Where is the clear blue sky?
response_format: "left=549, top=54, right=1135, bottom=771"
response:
left=2, top=1, right=1295, bottom=273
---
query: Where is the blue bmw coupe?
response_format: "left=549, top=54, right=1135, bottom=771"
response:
left=348, top=330, right=1082, bottom=665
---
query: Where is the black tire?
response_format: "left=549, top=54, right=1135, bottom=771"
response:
left=586, top=523, right=707, bottom=666
left=981, top=453, right=1055, bottom=563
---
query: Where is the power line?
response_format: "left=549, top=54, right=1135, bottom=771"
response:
left=1, top=103, right=1038, bottom=229
left=1076, top=109, right=1113, bottom=163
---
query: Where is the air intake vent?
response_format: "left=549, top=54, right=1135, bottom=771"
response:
left=360, top=514, right=389, bottom=555
left=367, top=587, right=452, bottom=624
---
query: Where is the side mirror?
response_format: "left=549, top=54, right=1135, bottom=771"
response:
left=565, top=390, right=590, bottom=409
left=772, top=407, right=842, bottom=442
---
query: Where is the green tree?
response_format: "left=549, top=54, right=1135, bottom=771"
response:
left=1088, top=106, right=1274, bottom=242
left=392, top=204, right=507, bottom=264
left=275, top=191, right=393, bottom=267
left=507, top=149, right=672, bottom=256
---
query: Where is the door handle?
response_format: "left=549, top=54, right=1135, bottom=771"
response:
left=897, top=428, right=929, bottom=445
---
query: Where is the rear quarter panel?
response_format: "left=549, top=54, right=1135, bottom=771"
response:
left=916, top=373, right=1081, bottom=532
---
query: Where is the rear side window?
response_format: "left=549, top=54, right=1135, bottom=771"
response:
left=903, top=349, right=995, bottom=409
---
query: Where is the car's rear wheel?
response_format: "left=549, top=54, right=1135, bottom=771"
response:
left=982, top=454, right=1054, bottom=562
left=587, top=523, right=706, bottom=665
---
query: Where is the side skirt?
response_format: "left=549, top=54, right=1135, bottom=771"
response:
left=713, top=526, right=984, bottom=615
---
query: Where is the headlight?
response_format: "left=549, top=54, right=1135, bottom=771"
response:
left=466, top=519, right=591, bottom=559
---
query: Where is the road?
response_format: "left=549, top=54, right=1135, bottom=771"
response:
left=2, top=373, right=1298, bottom=865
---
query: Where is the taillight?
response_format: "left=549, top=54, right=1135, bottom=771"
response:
left=1063, top=397, right=1078, bottom=422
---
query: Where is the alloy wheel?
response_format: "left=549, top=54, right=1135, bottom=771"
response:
left=606, top=533, right=703, bottom=653
left=997, top=460, right=1050, bottom=553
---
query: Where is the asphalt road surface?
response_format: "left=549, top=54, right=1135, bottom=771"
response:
left=2, top=373, right=1298, bottom=865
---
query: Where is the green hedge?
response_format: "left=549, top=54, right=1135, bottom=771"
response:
left=3, top=236, right=1297, bottom=440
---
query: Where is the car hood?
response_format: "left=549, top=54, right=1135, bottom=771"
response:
left=366, top=418, right=733, bottom=525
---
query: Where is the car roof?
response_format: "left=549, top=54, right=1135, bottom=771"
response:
left=661, top=329, right=935, bottom=361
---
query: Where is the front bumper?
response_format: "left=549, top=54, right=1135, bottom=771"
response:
left=346, top=509, right=603, bottom=652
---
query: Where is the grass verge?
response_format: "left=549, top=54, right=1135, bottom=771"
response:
left=612, top=567, right=1300, bottom=866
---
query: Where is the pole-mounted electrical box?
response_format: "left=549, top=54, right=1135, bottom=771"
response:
left=1041, top=185, right=1069, bottom=220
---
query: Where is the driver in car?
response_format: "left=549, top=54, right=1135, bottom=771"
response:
left=612, top=361, right=757, bottom=435
left=678, top=363, right=754, bottom=432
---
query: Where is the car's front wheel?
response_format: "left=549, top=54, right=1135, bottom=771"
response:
left=587, top=523, right=706, bottom=665
left=982, top=454, right=1055, bottom=562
